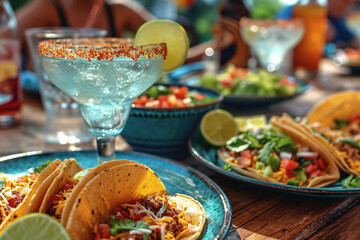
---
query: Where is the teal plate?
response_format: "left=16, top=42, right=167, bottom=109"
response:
left=0, top=150, right=231, bottom=240
left=189, top=127, right=360, bottom=198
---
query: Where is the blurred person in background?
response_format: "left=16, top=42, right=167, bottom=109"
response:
left=15, top=0, right=154, bottom=69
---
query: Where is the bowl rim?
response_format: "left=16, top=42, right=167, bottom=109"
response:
left=131, top=83, right=224, bottom=112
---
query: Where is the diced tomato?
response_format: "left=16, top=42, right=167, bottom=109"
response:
left=229, top=68, right=248, bottom=78
left=62, top=182, right=75, bottom=191
left=145, top=100, right=160, bottom=108
left=158, top=95, right=168, bottom=102
left=116, top=214, right=125, bottom=221
left=8, top=195, right=25, bottom=208
left=309, top=169, right=325, bottom=179
left=349, top=113, right=360, bottom=123
left=160, top=101, right=170, bottom=108
left=194, top=93, right=205, bottom=101
left=133, top=212, right=147, bottom=221
left=133, top=95, right=148, bottom=106
left=97, top=224, right=112, bottom=238
left=286, top=170, right=294, bottom=178
left=51, top=194, right=63, bottom=202
left=219, top=76, right=233, bottom=88
left=281, top=159, right=299, bottom=171
left=279, top=76, right=298, bottom=87
left=305, top=164, right=318, bottom=175
left=175, top=101, right=186, bottom=108
left=316, top=158, right=326, bottom=171
left=240, top=150, right=252, bottom=160
left=29, top=172, right=40, bottom=180
left=173, top=86, right=188, bottom=99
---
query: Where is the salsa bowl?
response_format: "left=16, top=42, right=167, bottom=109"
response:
left=122, top=84, right=223, bottom=159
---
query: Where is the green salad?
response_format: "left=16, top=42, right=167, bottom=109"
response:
left=199, top=65, right=300, bottom=97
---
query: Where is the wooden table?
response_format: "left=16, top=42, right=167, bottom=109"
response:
left=1, top=60, right=360, bottom=239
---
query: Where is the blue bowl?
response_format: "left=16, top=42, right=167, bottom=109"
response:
left=122, top=84, right=223, bottom=159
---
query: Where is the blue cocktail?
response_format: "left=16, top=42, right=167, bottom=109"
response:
left=39, top=38, right=166, bottom=162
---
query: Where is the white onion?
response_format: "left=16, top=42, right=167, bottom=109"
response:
left=20, top=187, right=31, bottom=194
left=0, top=193, right=9, bottom=205
left=296, top=152, right=318, bottom=158
left=161, top=223, right=166, bottom=239
left=136, top=209, right=158, bottom=221
left=279, top=152, right=292, bottom=159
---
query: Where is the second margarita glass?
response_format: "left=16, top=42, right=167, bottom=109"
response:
left=39, top=38, right=167, bottom=162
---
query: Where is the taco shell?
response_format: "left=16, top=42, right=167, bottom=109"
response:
left=307, top=90, right=360, bottom=128
left=65, top=162, right=167, bottom=240
left=0, top=159, right=62, bottom=232
left=218, top=114, right=340, bottom=187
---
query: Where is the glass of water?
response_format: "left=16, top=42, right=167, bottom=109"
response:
left=25, top=28, right=107, bottom=144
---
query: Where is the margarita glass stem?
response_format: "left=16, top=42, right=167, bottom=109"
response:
left=96, top=136, right=116, bottom=163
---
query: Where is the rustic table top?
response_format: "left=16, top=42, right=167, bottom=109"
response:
left=1, top=60, right=360, bottom=239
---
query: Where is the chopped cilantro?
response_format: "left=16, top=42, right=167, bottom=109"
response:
left=33, top=160, right=52, bottom=173
left=333, top=119, right=349, bottom=130
left=109, top=217, right=150, bottom=236
left=0, top=180, right=4, bottom=189
left=258, top=142, right=275, bottom=164
left=226, top=136, right=250, bottom=153
left=338, top=137, right=360, bottom=151
left=163, top=204, right=168, bottom=209
left=223, top=164, right=232, bottom=171
left=342, top=174, right=360, bottom=188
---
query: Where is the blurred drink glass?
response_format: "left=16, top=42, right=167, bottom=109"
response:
left=293, top=0, right=327, bottom=76
left=25, top=28, right=106, bottom=144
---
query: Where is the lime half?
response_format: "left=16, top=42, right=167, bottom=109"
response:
left=200, top=109, right=238, bottom=147
left=0, top=213, right=71, bottom=240
left=135, top=19, right=189, bottom=72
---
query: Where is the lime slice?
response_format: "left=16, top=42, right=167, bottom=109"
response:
left=200, top=109, right=238, bottom=146
left=0, top=213, right=71, bottom=240
left=135, top=19, right=189, bottom=72
left=235, top=115, right=267, bottom=132
left=73, top=168, right=93, bottom=181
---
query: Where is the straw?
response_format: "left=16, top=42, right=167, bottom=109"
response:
left=84, top=0, right=105, bottom=28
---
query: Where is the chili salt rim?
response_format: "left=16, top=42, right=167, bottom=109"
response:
left=38, top=38, right=167, bottom=61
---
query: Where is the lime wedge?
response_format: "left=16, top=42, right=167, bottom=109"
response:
left=200, top=109, right=238, bottom=146
left=135, top=19, right=189, bottom=72
left=73, top=168, right=92, bottom=181
left=0, top=213, right=71, bottom=240
left=235, top=115, right=267, bottom=132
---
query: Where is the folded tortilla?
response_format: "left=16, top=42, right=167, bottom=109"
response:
left=218, top=114, right=340, bottom=187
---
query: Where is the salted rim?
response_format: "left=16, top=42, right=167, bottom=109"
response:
left=39, top=38, right=167, bottom=61
left=239, top=17, right=304, bottom=29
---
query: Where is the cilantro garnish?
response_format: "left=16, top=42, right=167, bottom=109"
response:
left=163, top=204, right=168, bottom=209
left=109, top=217, right=151, bottom=236
left=33, top=160, right=52, bottom=173
left=0, top=180, right=4, bottom=189
left=333, top=119, right=349, bottom=130
left=258, top=141, right=275, bottom=164
left=223, top=164, right=232, bottom=171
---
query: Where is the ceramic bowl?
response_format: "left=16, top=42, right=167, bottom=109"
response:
left=122, top=84, right=223, bottom=159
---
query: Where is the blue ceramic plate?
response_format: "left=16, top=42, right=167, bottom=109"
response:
left=0, top=150, right=231, bottom=239
left=183, top=76, right=311, bottom=107
left=189, top=127, right=360, bottom=198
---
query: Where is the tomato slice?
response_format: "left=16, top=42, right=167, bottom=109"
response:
left=98, top=223, right=112, bottom=238
left=240, top=150, right=252, bottom=160
left=316, top=158, right=326, bottom=171
left=173, top=86, right=188, bottom=99
left=305, top=164, right=318, bottom=175
left=281, top=159, right=299, bottom=171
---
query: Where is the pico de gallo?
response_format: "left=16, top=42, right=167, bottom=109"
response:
left=220, top=129, right=328, bottom=186
left=310, top=113, right=360, bottom=174
left=94, top=194, right=199, bottom=240
left=133, top=85, right=215, bottom=108
left=199, top=65, right=300, bottom=97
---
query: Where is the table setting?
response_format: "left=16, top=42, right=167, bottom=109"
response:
left=2, top=0, right=360, bottom=239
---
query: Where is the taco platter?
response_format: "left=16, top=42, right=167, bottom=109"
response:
left=307, top=91, right=360, bottom=176
left=217, top=115, right=340, bottom=187
left=0, top=158, right=207, bottom=240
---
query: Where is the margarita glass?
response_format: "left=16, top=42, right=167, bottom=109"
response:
left=39, top=38, right=166, bottom=162
left=240, top=17, right=304, bottom=72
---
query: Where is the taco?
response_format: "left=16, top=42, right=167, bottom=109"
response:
left=307, top=90, right=360, bottom=176
left=218, top=115, right=340, bottom=187
left=37, top=158, right=137, bottom=224
left=0, top=159, right=61, bottom=232
left=65, top=162, right=206, bottom=240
